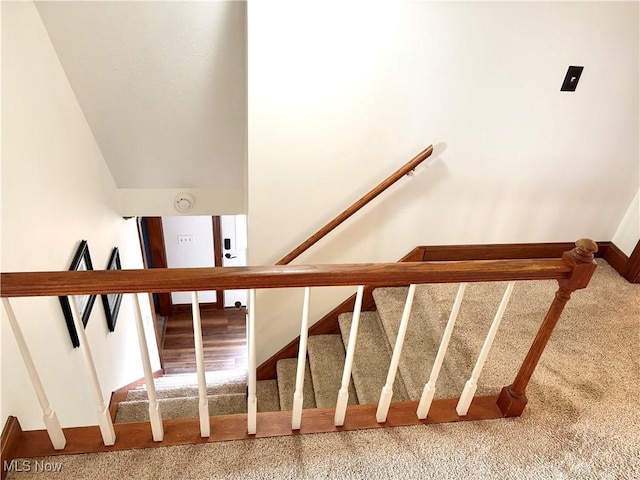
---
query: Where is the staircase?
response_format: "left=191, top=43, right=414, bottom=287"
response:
left=115, top=280, right=544, bottom=422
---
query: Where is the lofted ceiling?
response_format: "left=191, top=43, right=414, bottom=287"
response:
left=35, top=1, right=247, bottom=190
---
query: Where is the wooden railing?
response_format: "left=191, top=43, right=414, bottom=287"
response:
left=0, top=239, right=598, bottom=455
left=275, top=145, right=434, bottom=265
left=0, top=258, right=572, bottom=297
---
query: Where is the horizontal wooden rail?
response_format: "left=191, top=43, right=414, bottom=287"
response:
left=0, top=259, right=571, bottom=298
left=14, top=397, right=504, bottom=459
left=276, top=145, right=434, bottom=265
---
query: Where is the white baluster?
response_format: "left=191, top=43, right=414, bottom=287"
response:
left=2, top=299, right=66, bottom=450
left=457, top=281, right=515, bottom=416
left=68, top=294, right=116, bottom=446
left=191, top=291, right=210, bottom=437
left=247, top=289, right=257, bottom=435
left=292, top=287, right=311, bottom=430
left=417, top=283, right=467, bottom=419
left=376, top=284, right=417, bottom=423
left=334, top=286, right=364, bottom=426
left=132, top=294, right=164, bottom=441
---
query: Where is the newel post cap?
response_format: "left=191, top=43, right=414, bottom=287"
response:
left=573, top=238, right=598, bottom=262
left=560, top=238, right=598, bottom=291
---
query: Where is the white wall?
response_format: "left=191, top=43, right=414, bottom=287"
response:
left=35, top=1, right=247, bottom=194
left=612, top=190, right=640, bottom=257
left=161, top=216, right=217, bottom=304
left=1, top=2, right=160, bottom=430
left=118, top=187, right=246, bottom=217
left=247, top=1, right=640, bottom=364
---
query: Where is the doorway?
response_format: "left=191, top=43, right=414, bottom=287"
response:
left=138, top=215, right=248, bottom=374
left=140, top=215, right=248, bottom=314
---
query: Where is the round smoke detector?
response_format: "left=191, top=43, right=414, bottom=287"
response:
left=174, top=193, right=195, bottom=213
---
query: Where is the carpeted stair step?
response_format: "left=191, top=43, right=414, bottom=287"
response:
left=126, top=370, right=248, bottom=401
left=126, top=379, right=247, bottom=401
left=115, top=392, right=248, bottom=423
left=276, top=358, right=316, bottom=410
left=256, top=379, right=281, bottom=412
left=373, top=281, right=550, bottom=401
left=307, top=335, right=358, bottom=408
left=373, top=284, right=465, bottom=400
left=338, top=311, right=409, bottom=405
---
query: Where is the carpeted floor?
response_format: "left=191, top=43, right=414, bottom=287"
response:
left=7, top=260, right=639, bottom=479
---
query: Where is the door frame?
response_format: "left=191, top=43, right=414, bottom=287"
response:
left=212, top=216, right=225, bottom=309
left=136, top=217, right=166, bottom=369
left=141, top=216, right=225, bottom=315
left=142, top=217, right=173, bottom=316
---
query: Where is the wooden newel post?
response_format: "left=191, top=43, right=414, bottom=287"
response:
left=496, top=238, right=598, bottom=417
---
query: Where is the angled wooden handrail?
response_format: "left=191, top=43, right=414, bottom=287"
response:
left=1, top=258, right=572, bottom=298
left=276, top=145, right=434, bottom=265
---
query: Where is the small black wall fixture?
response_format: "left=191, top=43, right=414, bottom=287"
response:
left=561, top=66, right=584, bottom=92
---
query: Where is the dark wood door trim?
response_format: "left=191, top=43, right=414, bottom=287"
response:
left=625, top=239, right=640, bottom=283
left=136, top=218, right=165, bottom=369
left=212, top=216, right=224, bottom=309
left=143, top=217, right=172, bottom=316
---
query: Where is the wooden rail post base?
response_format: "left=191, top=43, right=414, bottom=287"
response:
left=496, top=239, right=598, bottom=418
left=496, top=385, right=527, bottom=417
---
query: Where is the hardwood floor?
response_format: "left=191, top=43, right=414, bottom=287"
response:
left=162, top=308, right=247, bottom=375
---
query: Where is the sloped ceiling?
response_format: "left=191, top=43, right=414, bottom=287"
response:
left=35, top=1, right=246, bottom=190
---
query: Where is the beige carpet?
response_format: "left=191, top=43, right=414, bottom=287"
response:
left=8, top=260, right=639, bottom=479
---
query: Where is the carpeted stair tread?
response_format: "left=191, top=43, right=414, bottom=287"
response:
left=126, top=370, right=247, bottom=401
left=338, top=311, right=409, bottom=404
left=276, top=358, right=316, bottom=410
left=374, top=285, right=456, bottom=399
left=257, top=379, right=281, bottom=412
left=307, top=335, right=358, bottom=408
left=115, top=392, right=247, bottom=423
left=373, top=280, right=559, bottom=401
left=126, top=380, right=246, bottom=401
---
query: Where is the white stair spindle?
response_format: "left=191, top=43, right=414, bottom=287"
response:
left=376, top=284, right=417, bottom=423
left=191, top=291, right=210, bottom=437
left=68, top=295, right=116, bottom=446
left=334, top=286, right=365, bottom=426
left=417, top=283, right=467, bottom=419
left=457, top=281, right=515, bottom=416
left=132, top=293, right=164, bottom=441
left=292, top=287, right=311, bottom=430
left=247, top=289, right=257, bottom=435
left=2, top=299, right=66, bottom=450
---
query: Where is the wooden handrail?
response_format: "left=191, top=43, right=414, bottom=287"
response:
left=275, top=145, right=434, bottom=265
left=1, top=259, right=571, bottom=298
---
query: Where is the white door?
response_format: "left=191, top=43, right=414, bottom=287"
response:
left=161, top=216, right=217, bottom=305
left=221, top=215, right=248, bottom=307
